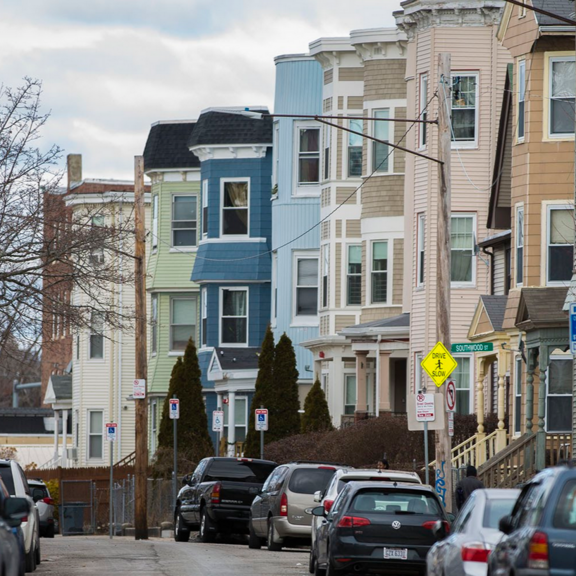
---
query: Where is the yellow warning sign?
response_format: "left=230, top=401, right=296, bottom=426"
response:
left=421, top=342, right=458, bottom=387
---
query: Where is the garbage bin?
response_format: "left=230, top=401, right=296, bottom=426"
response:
left=61, top=503, right=87, bottom=535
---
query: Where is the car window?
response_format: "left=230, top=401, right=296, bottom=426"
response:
left=517, top=484, right=545, bottom=527
left=553, top=479, right=576, bottom=530
left=483, top=498, right=517, bottom=529
left=511, top=484, right=538, bottom=529
left=328, top=484, right=351, bottom=519
left=194, top=459, right=208, bottom=480
left=30, top=485, right=49, bottom=500
left=288, top=468, right=336, bottom=495
left=453, top=494, right=476, bottom=533
left=204, top=460, right=277, bottom=483
left=349, top=488, right=443, bottom=516
left=18, top=466, right=30, bottom=495
left=0, top=466, right=15, bottom=496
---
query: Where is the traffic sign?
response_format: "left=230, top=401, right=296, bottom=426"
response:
left=255, top=408, right=268, bottom=431
left=133, top=379, right=146, bottom=399
left=451, top=343, right=493, bottom=353
left=212, top=410, right=224, bottom=432
left=445, top=380, right=456, bottom=413
left=421, top=342, right=458, bottom=387
left=169, top=399, right=180, bottom=420
left=415, top=393, right=435, bottom=422
left=448, top=412, right=454, bottom=437
left=570, top=303, right=576, bottom=354
left=106, top=422, right=117, bottom=442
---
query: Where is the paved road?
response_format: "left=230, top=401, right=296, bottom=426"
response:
left=35, top=535, right=309, bottom=576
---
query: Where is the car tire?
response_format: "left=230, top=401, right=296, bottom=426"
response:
left=309, top=549, right=315, bottom=574
left=35, top=541, right=40, bottom=565
left=325, top=555, right=336, bottom=576
left=46, top=524, right=55, bottom=539
left=24, top=545, right=36, bottom=573
left=266, top=519, right=282, bottom=552
left=314, top=559, right=326, bottom=576
left=199, top=508, right=216, bottom=543
left=174, top=508, right=190, bottom=543
left=248, top=519, right=262, bottom=549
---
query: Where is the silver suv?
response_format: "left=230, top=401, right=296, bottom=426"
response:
left=248, top=461, right=347, bottom=551
left=28, top=480, right=55, bottom=538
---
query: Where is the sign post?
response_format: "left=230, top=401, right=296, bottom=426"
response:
left=416, top=392, right=435, bottom=486
left=212, top=410, right=224, bottom=456
left=106, top=422, right=117, bottom=539
left=255, top=407, right=268, bottom=460
left=169, top=397, right=179, bottom=509
left=445, top=380, right=456, bottom=413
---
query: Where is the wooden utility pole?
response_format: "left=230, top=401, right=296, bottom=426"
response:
left=134, top=155, right=148, bottom=539
left=436, top=53, right=453, bottom=512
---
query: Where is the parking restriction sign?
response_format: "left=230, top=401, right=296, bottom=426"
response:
left=212, top=410, right=224, bottom=432
left=169, top=399, right=180, bottom=420
left=255, top=408, right=268, bottom=431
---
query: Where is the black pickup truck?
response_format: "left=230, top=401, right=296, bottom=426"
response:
left=174, top=457, right=277, bottom=543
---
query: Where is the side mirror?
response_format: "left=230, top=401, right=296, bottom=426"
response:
left=32, top=489, right=44, bottom=503
left=311, top=506, right=326, bottom=517
left=446, top=513, right=456, bottom=524
left=313, top=490, right=322, bottom=503
left=3, top=497, right=30, bottom=528
left=498, top=515, right=513, bottom=535
left=431, top=520, right=447, bottom=541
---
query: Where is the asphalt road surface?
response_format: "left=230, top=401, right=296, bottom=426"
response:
left=35, top=535, right=310, bottom=576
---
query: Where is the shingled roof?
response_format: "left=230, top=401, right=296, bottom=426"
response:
left=214, top=347, right=260, bottom=370
left=143, top=121, right=200, bottom=171
left=516, top=287, right=569, bottom=330
left=532, top=0, right=575, bottom=26
left=480, top=295, right=507, bottom=332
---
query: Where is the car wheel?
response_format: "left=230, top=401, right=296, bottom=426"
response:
left=24, top=545, right=36, bottom=573
left=199, top=508, right=216, bottom=543
left=46, top=524, right=55, bottom=539
left=174, top=507, right=190, bottom=543
left=309, top=549, right=315, bottom=573
left=248, top=519, right=262, bottom=549
left=266, top=518, right=282, bottom=552
left=325, top=555, right=336, bottom=576
left=35, top=541, right=40, bottom=565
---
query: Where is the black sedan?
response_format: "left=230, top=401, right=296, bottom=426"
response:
left=311, top=481, right=449, bottom=576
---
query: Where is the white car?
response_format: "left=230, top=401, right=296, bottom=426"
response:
left=309, top=468, right=422, bottom=574
left=0, top=460, right=40, bottom=572
left=427, top=488, right=520, bottom=576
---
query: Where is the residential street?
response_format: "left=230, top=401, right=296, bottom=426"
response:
left=35, top=536, right=309, bottom=576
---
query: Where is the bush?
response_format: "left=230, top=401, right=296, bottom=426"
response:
left=301, top=380, right=333, bottom=433
left=45, top=479, right=59, bottom=527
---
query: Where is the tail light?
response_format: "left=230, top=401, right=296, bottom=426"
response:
left=211, top=482, right=221, bottom=504
left=528, top=532, right=549, bottom=570
left=21, top=516, right=28, bottom=523
left=422, top=520, right=450, bottom=534
left=461, top=542, right=491, bottom=563
left=337, top=516, right=371, bottom=528
left=280, top=493, right=288, bottom=516
left=43, top=497, right=54, bottom=506
left=323, top=499, right=334, bottom=513
left=318, top=466, right=336, bottom=471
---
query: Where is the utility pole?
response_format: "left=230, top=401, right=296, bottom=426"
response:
left=436, top=53, right=453, bottom=511
left=134, top=155, right=148, bottom=540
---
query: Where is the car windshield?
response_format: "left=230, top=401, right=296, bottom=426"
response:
left=0, top=466, right=15, bottom=496
left=350, top=489, right=442, bottom=515
left=483, top=498, right=517, bottom=529
left=204, top=460, right=276, bottom=483
left=288, top=468, right=336, bottom=495
left=32, top=485, right=49, bottom=499
left=553, top=479, right=576, bottom=530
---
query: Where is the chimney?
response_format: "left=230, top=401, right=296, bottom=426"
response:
left=67, top=154, right=82, bottom=191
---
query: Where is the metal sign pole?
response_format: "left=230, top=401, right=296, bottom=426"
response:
left=260, top=405, right=264, bottom=460
left=109, top=444, right=113, bottom=539
left=424, top=420, right=429, bottom=486
left=173, top=395, right=178, bottom=510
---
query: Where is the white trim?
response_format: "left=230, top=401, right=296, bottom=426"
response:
left=545, top=356, right=573, bottom=433
left=202, top=179, right=208, bottom=239
left=272, top=122, right=279, bottom=188
left=545, top=202, right=574, bottom=286
left=292, top=250, right=320, bottom=326
left=418, top=73, right=428, bottom=150
left=416, top=213, right=425, bottom=287
left=517, top=60, right=526, bottom=143
left=450, top=72, right=479, bottom=149
left=346, top=243, right=362, bottom=307
left=271, top=252, right=278, bottom=327
left=547, top=55, right=576, bottom=140
left=87, top=409, right=104, bottom=461
left=219, top=287, right=249, bottom=347
left=171, top=193, right=198, bottom=248
left=451, top=354, right=474, bottom=414
left=169, top=295, right=198, bottom=352
left=190, top=144, right=270, bottom=162
left=368, top=108, right=393, bottom=174
left=513, top=356, right=522, bottom=436
left=293, top=121, right=321, bottom=196
left=368, top=239, right=391, bottom=305
left=346, top=116, right=364, bottom=179
left=450, top=213, right=477, bottom=288
left=220, top=177, right=250, bottom=239
left=201, top=287, right=208, bottom=348
left=65, top=192, right=151, bottom=206
left=151, top=194, right=158, bottom=250
left=198, top=236, right=266, bottom=245
left=515, top=205, right=524, bottom=287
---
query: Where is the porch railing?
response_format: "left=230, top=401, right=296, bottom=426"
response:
left=429, top=430, right=500, bottom=469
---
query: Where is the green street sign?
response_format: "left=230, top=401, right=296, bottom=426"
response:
left=451, top=343, right=494, bottom=353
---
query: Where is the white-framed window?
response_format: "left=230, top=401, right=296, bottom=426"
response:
left=88, top=410, right=103, bottom=460
left=272, top=123, right=279, bottom=189
left=370, top=241, right=388, bottom=304
left=221, top=179, right=249, bottom=236
left=548, top=56, right=575, bottom=137
left=150, top=400, right=158, bottom=455
left=296, top=124, right=320, bottom=186
left=323, top=124, right=331, bottom=181
left=518, top=60, right=526, bottom=141
left=89, top=312, right=104, bottom=360
left=322, top=245, right=329, bottom=309
left=417, top=214, right=425, bottom=287
left=514, top=356, right=522, bottom=435
left=372, top=109, right=390, bottom=172
left=293, top=253, right=319, bottom=321
left=223, top=397, right=248, bottom=442
left=170, top=297, right=197, bottom=351
left=415, top=353, right=423, bottom=392
left=516, top=206, right=524, bottom=286
left=546, top=355, right=572, bottom=432
left=220, top=288, right=248, bottom=346
left=452, top=356, right=473, bottom=415
left=151, top=294, right=158, bottom=355
left=348, top=117, right=363, bottom=177
left=419, top=74, right=428, bottom=148
left=547, top=205, right=574, bottom=284
left=271, top=252, right=278, bottom=325
left=344, top=374, right=357, bottom=414
left=90, top=215, right=105, bottom=264
left=172, top=195, right=197, bottom=247
left=347, top=245, right=362, bottom=306
left=152, top=195, right=158, bottom=250
left=201, top=288, right=208, bottom=347
left=451, top=73, right=479, bottom=144
left=451, top=214, right=476, bottom=286
left=202, top=180, right=208, bottom=238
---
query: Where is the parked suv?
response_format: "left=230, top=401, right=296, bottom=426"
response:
left=27, top=480, right=54, bottom=538
left=488, top=465, right=576, bottom=576
left=0, top=477, right=30, bottom=576
left=249, top=461, right=347, bottom=551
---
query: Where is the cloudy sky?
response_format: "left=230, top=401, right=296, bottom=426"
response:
left=0, top=0, right=401, bottom=181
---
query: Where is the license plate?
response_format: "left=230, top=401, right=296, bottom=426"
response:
left=383, top=548, right=408, bottom=560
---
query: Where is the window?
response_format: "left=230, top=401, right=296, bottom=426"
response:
left=90, top=215, right=105, bottom=264
left=322, top=246, right=329, bottom=308
left=150, top=400, right=157, bottom=455
left=553, top=480, right=576, bottom=530
left=547, top=357, right=572, bottom=432
left=371, top=241, right=388, bottom=304
left=151, top=294, right=158, bottom=355
left=453, top=356, right=472, bottom=415
left=272, top=123, right=279, bottom=188
left=415, top=353, right=423, bottom=392
left=223, top=397, right=248, bottom=442
left=451, top=74, right=478, bottom=143
left=170, top=297, right=197, bottom=351
left=297, top=127, right=320, bottom=184
left=221, top=288, right=248, bottom=345
left=88, top=410, right=103, bottom=459
left=514, top=357, right=522, bottom=435
left=347, top=245, right=362, bottom=305
left=516, top=207, right=524, bottom=285
left=172, top=195, right=197, bottom=247
left=222, top=180, right=249, bottom=236
left=202, top=180, right=208, bottom=237
left=419, top=74, right=428, bottom=147
left=201, top=288, right=207, bottom=347
left=151, top=195, right=158, bottom=250
left=89, top=312, right=104, bottom=359
left=518, top=61, right=526, bottom=141
left=451, top=215, right=475, bottom=284
left=345, top=374, right=357, bottom=414
left=549, top=57, right=575, bottom=137
left=372, top=110, right=390, bottom=172
left=324, top=124, right=330, bottom=181
left=417, top=214, right=425, bottom=286
left=348, top=118, right=363, bottom=177
left=547, top=206, right=574, bottom=283
left=295, top=256, right=319, bottom=318
left=271, top=252, right=278, bottom=323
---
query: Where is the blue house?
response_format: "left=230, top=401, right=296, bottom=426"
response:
left=189, top=107, right=273, bottom=454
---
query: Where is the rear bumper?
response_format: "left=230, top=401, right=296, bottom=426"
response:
left=274, top=517, right=311, bottom=540
left=330, top=558, right=426, bottom=575
left=210, top=506, right=250, bottom=531
left=462, top=560, right=488, bottom=576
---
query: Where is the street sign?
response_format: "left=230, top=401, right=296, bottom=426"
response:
left=169, top=399, right=180, bottom=420
left=415, top=394, right=435, bottom=422
left=212, top=410, right=224, bottom=432
left=106, top=422, right=117, bottom=442
left=448, top=412, right=454, bottom=437
left=570, top=303, right=576, bottom=354
left=133, top=379, right=146, bottom=399
left=255, top=408, right=269, bottom=431
left=445, top=380, right=456, bottom=412
left=421, top=342, right=458, bottom=387
left=451, top=343, right=493, bottom=353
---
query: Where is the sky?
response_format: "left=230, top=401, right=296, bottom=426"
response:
left=0, top=0, right=401, bottom=181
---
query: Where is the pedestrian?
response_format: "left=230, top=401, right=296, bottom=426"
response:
left=455, top=465, right=484, bottom=510
left=377, top=459, right=390, bottom=470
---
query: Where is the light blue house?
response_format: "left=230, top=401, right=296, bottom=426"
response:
left=271, top=55, right=323, bottom=402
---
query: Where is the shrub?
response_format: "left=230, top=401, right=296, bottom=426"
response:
left=301, top=380, right=333, bottom=433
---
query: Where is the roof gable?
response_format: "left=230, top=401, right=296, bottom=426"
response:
left=515, top=287, right=569, bottom=330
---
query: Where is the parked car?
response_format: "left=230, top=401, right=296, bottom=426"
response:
left=488, top=465, right=576, bottom=576
left=249, top=461, right=348, bottom=551
left=427, top=488, right=519, bottom=576
left=174, top=457, right=277, bottom=543
left=27, top=480, right=55, bottom=538
left=312, top=480, right=450, bottom=576
left=0, top=460, right=40, bottom=572
left=310, top=468, right=422, bottom=573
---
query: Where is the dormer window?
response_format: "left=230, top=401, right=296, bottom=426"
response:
left=221, top=179, right=249, bottom=236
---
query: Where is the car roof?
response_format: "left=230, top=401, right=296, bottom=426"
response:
left=338, top=469, right=420, bottom=480
left=477, top=488, right=521, bottom=499
left=27, top=479, right=46, bottom=486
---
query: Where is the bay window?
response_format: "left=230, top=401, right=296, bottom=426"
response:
left=546, top=357, right=572, bottom=432
left=202, top=180, right=208, bottom=238
left=294, top=255, right=319, bottom=318
left=170, top=297, right=197, bottom=351
left=549, top=57, right=575, bottom=137
left=516, top=207, right=524, bottom=285
left=88, top=410, right=103, bottom=460
left=417, top=214, right=425, bottom=286
left=451, top=74, right=478, bottom=143
left=372, top=110, right=390, bottom=172
left=518, top=60, right=526, bottom=141
left=345, top=374, right=357, bottom=415
left=222, top=180, right=249, bottom=236
left=152, top=195, right=158, bottom=250
left=419, top=74, right=428, bottom=148
left=201, top=288, right=207, bottom=347
left=221, top=288, right=248, bottom=345
left=514, top=357, right=522, bottom=435
left=347, top=245, right=362, bottom=305
left=89, top=312, right=104, bottom=359
left=297, top=127, right=320, bottom=185
left=547, top=206, right=574, bottom=284
left=322, top=246, right=329, bottom=309
left=172, top=195, right=197, bottom=247
left=348, top=118, right=363, bottom=177
left=451, top=215, right=475, bottom=284
left=371, top=241, right=388, bottom=304
left=151, top=294, right=158, bottom=355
